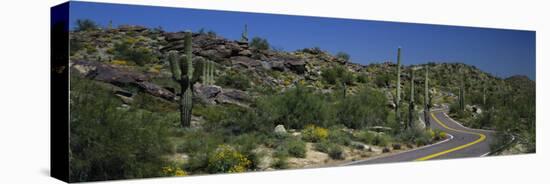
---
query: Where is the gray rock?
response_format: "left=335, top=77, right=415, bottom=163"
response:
left=231, top=56, right=262, bottom=68
left=274, top=124, right=287, bottom=135
left=238, top=50, right=253, bottom=56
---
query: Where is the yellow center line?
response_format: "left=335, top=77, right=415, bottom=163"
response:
left=414, top=112, right=486, bottom=161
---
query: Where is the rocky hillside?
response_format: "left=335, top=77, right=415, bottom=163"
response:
left=70, top=25, right=525, bottom=111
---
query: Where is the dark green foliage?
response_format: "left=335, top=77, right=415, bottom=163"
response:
left=334, top=88, right=389, bottom=129
left=75, top=19, right=99, bottom=31
left=194, top=104, right=268, bottom=134
left=314, top=141, right=343, bottom=160
left=113, top=40, right=157, bottom=66
left=321, top=65, right=354, bottom=85
left=69, top=76, right=172, bottom=182
left=250, top=37, right=270, bottom=50
left=374, top=72, right=392, bottom=88
left=216, top=70, right=251, bottom=90
left=327, top=127, right=353, bottom=146
left=284, top=138, right=307, bottom=158
left=356, top=72, right=369, bottom=83
left=397, top=128, right=432, bottom=146
left=256, top=85, right=331, bottom=129
left=335, top=51, right=350, bottom=62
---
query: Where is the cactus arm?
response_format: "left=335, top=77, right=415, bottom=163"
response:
left=167, top=51, right=181, bottom=82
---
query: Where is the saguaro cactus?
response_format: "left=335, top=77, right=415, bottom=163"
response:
left=202, top=59, right=215, bottom=85
left=459, top=69, right=465, bottom=111
left=408, top=68, right=415, bottom=129
left=395, top=48, right=402, bottom=124
left=241, top=24, right=249, bottom=43
left=482, top=84, right=487, bottom=106
left=424, top=65, right=430, bottom=129
left=167, top=31, right=205, bottom=127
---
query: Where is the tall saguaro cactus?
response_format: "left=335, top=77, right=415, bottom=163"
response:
left=408, top=68, right=415, bottom=129
left=395, top=48, right=402, bottom=124
left=167, top=31, right=205, bottom=127
left=202, top=59, right=215, bottom=85
left=459, top=69, right=465, bottom=111
left=241, top=24, right=249, bottom=43
left=424, top=65, right=430, bottom=129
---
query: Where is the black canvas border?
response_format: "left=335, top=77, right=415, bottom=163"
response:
left=51, top=1, right=70, bottom=182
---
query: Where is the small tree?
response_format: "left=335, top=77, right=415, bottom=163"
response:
left=75, top=19, right=98, bottom=31
left=335, top=52, right=350, bottom=62
left=250, top=37, right=270, bottom=50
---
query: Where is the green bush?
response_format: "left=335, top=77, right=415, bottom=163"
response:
left=334, top=87, right=389, bottom=129
left=285, top=138, right=307, bottom=158
left=250, top=37, right=270, bottom=50
left=314, top=141, right=343, bottom=160
left=69, top=76, right=172, bottom=182
left=327, top=127, right=352, bottom=146
left=75, top=19, right=99, bottom=31
left=372, top=133, right=391, bottom=147
left=113, top=39, right=157, bottom=66
left=355, top=130, right=376, bottom=144
left=356, top=72, right=369, bottom=83
left=216, top=70, right=251, bottom=90
left=301, top=125, right=329, bottom=142
left=335, top=51, right=350, bottom=62
left=256, top=85, right=332, bottom=129
left=313, top=140, right=331, bottom=153
left=321, top=65, right=354, bottom=85
left=398, top=128, right=432, bottom=146
left=272, top=155, right=289, bottom=169
left=207, top=145, right=251, bottom=173
left=328, top=145, right=344, bottom=160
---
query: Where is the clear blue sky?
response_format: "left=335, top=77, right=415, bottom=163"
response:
left=68, top=1, right=536, bottom=80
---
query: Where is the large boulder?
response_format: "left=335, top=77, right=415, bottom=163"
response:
left=194, top=84, right=222, bottom=104
left=231, top=56, right=262, bottom=69
left=70, top=60, right=175, bottom=100
left=284, top=59, right=306, bottom=74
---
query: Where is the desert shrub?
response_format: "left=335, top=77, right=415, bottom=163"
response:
left=328, top=145, right=344, bottom=160
left=335, top=87, right=389, bottom=129
left=272, top=155, right=289, bottom=169
left=302, top=125, right=329, bottom=142
left=207, top=145, right=252, bottom=173
left=113, top=39, right=157, bottom=66
left=195, top=104, right=269, bottom=134
left=374, top=72, right=391, bottom=88
left=327, top=127, right=352, bottom=146
left=314, top=141, right=343, bottom=160
left=216, top=70, right=251, bottom=90
left=335, top=51, right=350, bottom=62
left=161, top=165, right=188, bottom=177
left=356, top=72, right=369, bottom=83
left=69, top=76, right=172, bottom=182
left=75, top=19, right=99, bottom=31
left=321, top=65, right=354, bottom=85
left=250, top=37, right=270, bottom=50
left=256, top=85, right=332, bottom=129
left=398, top=128, right=432, bottom=146
left=285, top=138, right=307, bottom=158
left=355, top=130, right=376, bottom=144
left=372, top=133, right=391, bottom=147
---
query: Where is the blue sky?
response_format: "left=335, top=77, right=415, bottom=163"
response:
left=68, top=1, right=536, bottom=80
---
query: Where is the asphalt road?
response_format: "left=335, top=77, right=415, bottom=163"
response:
left=346, top=110, right=494, bottom=165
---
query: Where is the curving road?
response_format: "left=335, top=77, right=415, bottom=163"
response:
left=346, top=110, right=494, bottom=165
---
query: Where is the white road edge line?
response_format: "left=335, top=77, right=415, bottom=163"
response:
left=341, top=133, right=455, bottom=166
